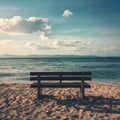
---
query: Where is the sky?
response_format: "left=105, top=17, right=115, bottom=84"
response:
left=0, top=0, right=120, bottom=56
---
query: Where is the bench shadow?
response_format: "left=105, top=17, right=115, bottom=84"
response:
left=39, top=95, right=120, bottom=114
left=39, top=95, right=55, bottom=99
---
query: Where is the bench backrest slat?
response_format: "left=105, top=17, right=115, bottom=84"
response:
left=30, top=76, right=91, bottom=81
left=30, top=72, right=91, bottom=75
left=30, top=72, right=91, bottom=81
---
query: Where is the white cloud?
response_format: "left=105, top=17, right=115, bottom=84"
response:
left=56, top=40, right=78, bottom=47
left=63, top=10, right=73, bottom=17
left=26, top=42, right=54, bottom=50
left=39, top=32, right=48, bottom=40
left=49, top=40, right=93, bottom=53
left=103, top=45, right=120, bottom=51
left=26, top=42, right=38, bottom=49
left=0, top=16, right=52, bottom=35
left=0, top=39, right=13, bottom=46
left=109, top=46, right=119, bottom=50
left=25, top=40, right=93, bottom=54
left=52, top=40, right=91, bottom=47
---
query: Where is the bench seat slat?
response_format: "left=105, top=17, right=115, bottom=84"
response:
left=30, top=76, right=91, bottom=81
left=30, top=82, right=91, bottom=88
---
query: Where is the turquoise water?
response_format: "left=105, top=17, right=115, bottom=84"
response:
left=0, top=57, right=120, bottom=84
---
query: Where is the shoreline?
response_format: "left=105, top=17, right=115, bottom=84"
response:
left=0, top=82, right=120, bottom=120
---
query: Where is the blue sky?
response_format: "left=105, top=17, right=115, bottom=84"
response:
left=0, top=0, right=120, bottom=56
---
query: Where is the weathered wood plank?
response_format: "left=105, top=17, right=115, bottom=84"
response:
left=30, top=82, right=91, bottom=88
left=30, top=76, right=91, bottom=81
left=81, top=80, right=85, bottom=99
left=30, top=76, right=38, bottom=80
left=30, top=72, right=91, bottom=76
left=37, top=79, right=41, bottom=98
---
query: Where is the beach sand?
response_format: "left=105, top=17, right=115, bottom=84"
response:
left=0, top=83, right=120, bottom=120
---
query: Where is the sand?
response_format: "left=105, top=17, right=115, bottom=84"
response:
left=0, top=83, right=120, bottom=120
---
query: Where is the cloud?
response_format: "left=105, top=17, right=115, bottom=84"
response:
left=25, top=40, right=93, bottom=54
left=109, top=46, right=119, bottom=50
left=103, top=45, right=120, bottom=51
left=0, top=39, right=13, bottom=46
left=49, top=40, right=93, bottom=53
left=39, top=31, right=52, bottom=40
left=39, top=32, right=48, bottom=40
left=63, top=10, right=73, bottom=17
left=26, top=42, right=38, bottom=49
left=0, top=16, right=52, bottom=35
left=55, top=40, right=79, bottom=47
left=26, top=42, right=54, bottom=50
left=52, top=40, right=91, bottom=47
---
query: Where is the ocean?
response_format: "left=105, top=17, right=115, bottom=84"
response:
left=0, top=56, right=120, bottom=84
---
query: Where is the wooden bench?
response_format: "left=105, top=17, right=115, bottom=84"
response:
left=30, top=72, right=92, bottom=99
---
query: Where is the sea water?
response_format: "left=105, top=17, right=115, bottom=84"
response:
left=0, top=57, right=120, bottom=84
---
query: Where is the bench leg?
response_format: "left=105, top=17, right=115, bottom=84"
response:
left=81, top=80, right=85, bottom=99
left=38, top=86, right=42, bottom=98
left=37, top=80, right=42, bottom=98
